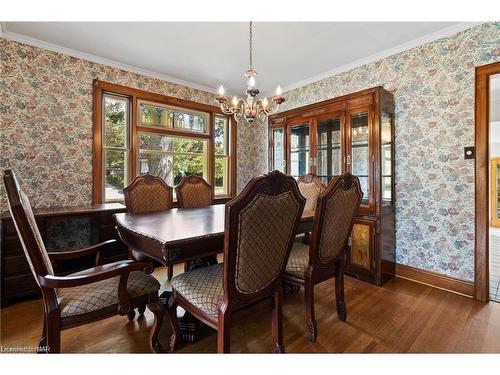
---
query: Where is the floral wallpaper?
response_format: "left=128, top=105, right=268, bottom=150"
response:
left=277, top=22, right=500, bottom=281
left=0, top=37, right=264, bottom=210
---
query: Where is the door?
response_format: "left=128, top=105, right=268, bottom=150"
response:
left=346, top=107, right=374, bottom=211
left=288, top=122, right=312, bottom=178
left=315, top=113, right=344, bottom=184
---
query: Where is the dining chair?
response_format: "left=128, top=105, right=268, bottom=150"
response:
left=167, top=170, right=306, bottom=353
left=123, top=174, right=175, bottom=288
left=297, top=174, right=325, bottom=244
left=175, top=175, right=217, bottom=270
left=284, top=172, right=362, bottom=342
left=175, top=175, right=212, bottom=209
left=3, top=170, right=164, bottom=353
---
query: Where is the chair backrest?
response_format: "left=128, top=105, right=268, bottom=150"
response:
left=123, top=174, right=173, bottom=214
left=310, top=173, right=363, bottom=264
left=175, top=175, right=212, bottom=208
left=3, top=170, right=54, bottom=285
left=297, top=174, right=325, bottom=213
left=223, top=170, right=305, bottom=301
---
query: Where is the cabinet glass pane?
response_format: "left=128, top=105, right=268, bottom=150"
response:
left=317, top=117, right=342, bottom=184
left=351, top=112, right=369, bottom=203
left=381, top=112, right=392, bottom=203
left=290, top=125, right=310, bottom=178
left=273, top=128, right=285, bottom=172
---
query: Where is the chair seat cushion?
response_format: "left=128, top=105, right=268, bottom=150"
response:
left=285, top=242, right=310, bottom=278
left=171, top=263, right=224, bottom=317
left=57, top=270, right=160, bottom=318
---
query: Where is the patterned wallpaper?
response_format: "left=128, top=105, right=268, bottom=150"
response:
left=0, top=37, right=265, bottom=210
left=277, top=22, right=500, bottom=281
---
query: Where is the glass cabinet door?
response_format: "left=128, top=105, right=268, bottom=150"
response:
left=316, top=116, right=343, bottom=184
left=271, top=127, right=286, bottom=172
left=381, top=112, right=393, bottom=204
left=348, top=111, right=370, bottom=206
left=289, top=124, right=310, bottom=178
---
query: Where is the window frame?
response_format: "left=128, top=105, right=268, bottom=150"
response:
left=92, top=79, right=237, bottom=205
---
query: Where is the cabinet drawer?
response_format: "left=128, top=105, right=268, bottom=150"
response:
left=3, top=254, right=31, bottom=276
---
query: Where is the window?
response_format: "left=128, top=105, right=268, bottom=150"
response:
left=215, top=115, right=230, bottom=195
left=102, top=94, right=130, bottom=202
left=138, top=133, right=208, bottom=196
left=93, top=80, right=235, bottom=204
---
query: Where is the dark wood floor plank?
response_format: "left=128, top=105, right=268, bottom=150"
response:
left=1, top=265, right=499, bottom=353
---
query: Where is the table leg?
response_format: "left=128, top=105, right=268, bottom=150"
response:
left=159, top=291, right=200, bottom=343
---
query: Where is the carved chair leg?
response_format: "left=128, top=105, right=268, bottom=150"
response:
left=127, top=309, right=136, bottom=321
left=138, top=304, right=146, bottom=315
left=304, top=279, right=317, bottom=342
left=147, top=300, right=164, bottom=353
left=271, top=287, right=285, bottom=353
left=167, top=294, right=181, bottom=352
left=217, top=308, right=231, bottom=354
left=45, top=311, right=61, bottom=354
left=335, top=262, right=347, bottom=322
left=167, top=265, right=173, bottom=281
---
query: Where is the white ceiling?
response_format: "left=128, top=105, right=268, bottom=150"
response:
left=2, top=22, right=477, bottom=96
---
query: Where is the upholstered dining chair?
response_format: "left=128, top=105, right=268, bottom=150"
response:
left=123, top=174, right=175, bottom=286
left=175, top=175, right=217, bottom=270
left=167, top=170, right=306, bottom=353
left=3, top=170, right=164, bottom=353
left=284, top=172, right=362, bottom=342
left=297, top=174, right=325, bottom=214
left=297, top=174, right=325, bottom=243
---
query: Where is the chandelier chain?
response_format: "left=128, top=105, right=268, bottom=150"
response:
left=249, top=21, right=253, bottom=70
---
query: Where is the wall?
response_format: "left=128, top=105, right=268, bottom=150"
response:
left=0, top=37, right=265, bottom=210
left=277, top=22, right=500, bottom=281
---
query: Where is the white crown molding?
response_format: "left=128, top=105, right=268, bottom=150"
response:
left=263, top=22, right=483, bottom=97
left=1, top=22, right=483, bottom=99
left=0, top=24, right=219, bottom=96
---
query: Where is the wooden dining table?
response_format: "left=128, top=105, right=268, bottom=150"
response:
left=114, top=203, right=315, bottom=343
left=114, top=203, right=315, bottom=267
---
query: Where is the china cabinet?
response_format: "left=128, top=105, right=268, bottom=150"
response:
left=268, top=87, right=395, bottom=285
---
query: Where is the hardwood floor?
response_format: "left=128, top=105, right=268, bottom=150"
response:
left=1, top=264, right=500, bottom=353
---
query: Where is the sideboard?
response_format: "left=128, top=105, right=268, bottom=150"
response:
left=1, top=203, right=128, bottom=307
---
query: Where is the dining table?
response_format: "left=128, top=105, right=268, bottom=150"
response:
left=113, top=203, right=315, bottom=343
left=114, top=203, right=315, bottom=267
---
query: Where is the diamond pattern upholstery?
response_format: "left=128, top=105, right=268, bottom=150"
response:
left=171, top=263, right=224, bottom=316
left=285, top=242, right=310, bottom=278
left=176, top=177, right=211, bottom=208
left=298, top=175, right=325, bottom=213
left=235, top=192, right=301, bottom=294
left=57, top=271, right=160, bottom=317
left=318, top=187, right=359, bottom=262
left=124, top=175, right=172, bottom=214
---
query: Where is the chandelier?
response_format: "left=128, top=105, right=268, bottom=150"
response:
left=216, top=22, right=285, bottom=123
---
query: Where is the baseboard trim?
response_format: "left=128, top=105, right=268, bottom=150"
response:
left=395, top=264, right=474, bottom=298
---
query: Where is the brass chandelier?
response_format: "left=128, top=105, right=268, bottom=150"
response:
left=216, top=22, right=285, bottom=123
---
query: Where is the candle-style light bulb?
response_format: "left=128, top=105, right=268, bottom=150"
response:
left=218, top=85, right=225, bottom=96
left=248, top=76, right=256, bottom=88
left=275, top=85, right=282, bottom=96
left=262, top=97, right=268, bottom=107
left=232, top=96, right=238, bottom=106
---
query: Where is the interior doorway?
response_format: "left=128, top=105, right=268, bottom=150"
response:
left=475, top=61, right=500, bottom=302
